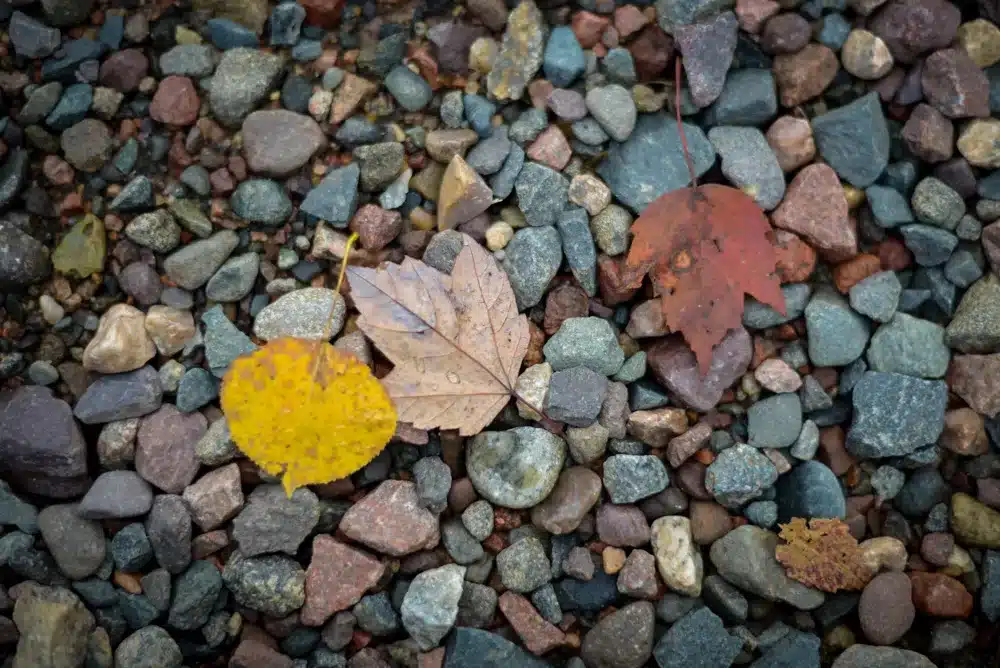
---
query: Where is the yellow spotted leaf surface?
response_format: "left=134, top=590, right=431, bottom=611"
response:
left=221, top=337, right=397, bottom=495
left=775, top=517, right=874, bottom=593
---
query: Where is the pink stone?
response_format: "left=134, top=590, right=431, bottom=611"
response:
left=150, top=76, right=200, bottom=126
left=498, top=591, right=565, bottom=655
left=300, top=535, right=386, bottom=626
left=135, top=405, right=206, bottom=494
left=350, top=204, right=403, bottom=252
left=526, top=126, right=572, bottom=170
left=339, top=480, right=440, bottom=556
left=754, top=358, right=803, bottom=393
left=771, top=163, right=858, bottom=262
left=182, top=463, right=244, bottom=531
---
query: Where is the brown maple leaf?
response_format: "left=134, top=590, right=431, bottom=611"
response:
left=624, top=58, right=785, bottom=373
left=775, top=518, right=875, bottom=593
left=347, top=233, right=531, bottom=435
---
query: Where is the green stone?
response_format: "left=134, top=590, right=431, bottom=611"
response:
left=52, top=214, right=106, bottom=278
left=951, top=492, right=1000, bottom=548
left=945, top=273, right=1000, bottom=353
left=168, top=199, right=213, bottom=238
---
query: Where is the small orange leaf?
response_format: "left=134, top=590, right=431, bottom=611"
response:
left=221, top=338, right=397, bottom=496
left=775, top=517, right=874, bottom=593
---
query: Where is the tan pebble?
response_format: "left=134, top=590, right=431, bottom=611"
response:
left=486, top=221, right=514, bottom=251
left=83, top=303, right=156, bottom=374
left=859, top=536, right=908, bottom=573
left=958, top=119, right=1000, bottom=168
left=602, top=546, right=627, bottom=574
left=841, top=30, right=894, bottom=80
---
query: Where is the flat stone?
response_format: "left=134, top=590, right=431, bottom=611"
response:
left=78, top=471, right=153, bottom=520
left=135, top=404, right=206, bottom=494
left=74, top=366, right=162, bottom=424
left=339, top=480, right=439, bottom=556
left=252, top=287, right=345, bottom=341
left=467, top=427, right=565, bottom=509
left=209, top=48, right=284, bottom=127
left=867, top=313, right=950, bottom=378
left=241, top=110, right=326, bottom=177
left=708, top=125, right=785, bottom=210
left=182, top=463, right=244, bottom=532
left=847, top=371, right=947, bottom=458
left=647, top=328, right=751, bottom=411
left=231, top=484, right=318, bottom=556
left=812, top=92, right=890, bottom=188
left=300, top=535, right=385, bottom=626
left=675, top=12, right=739, bottom=107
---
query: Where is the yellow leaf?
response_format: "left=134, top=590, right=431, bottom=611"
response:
left=220, top=337, right=397, bottom=496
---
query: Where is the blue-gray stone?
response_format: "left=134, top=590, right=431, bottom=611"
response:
left=168, top=560, right=223, bottom=631
left=445, top=629, right=550, bottom=668
left=515, top=162, right=568, bottom=227
left=556, top=570, right=620, bottom=614
left=502, top=226, right=562, bottom=310
left=490, top=143, right=525, bottom=199
left=385, top=65, right=433, bottom=112
left=894, top=468, right=949, bottom=517
left=440, top=90, right=464, bottom=127
left=269, top=1, right=305, bottom=46
left=73, top=578, right=118, bottom=607
left=175, top=368, right=218, bottom=413
left=464, top=94, right=496, bottom=137
left=847, top=371, right=947, bottom=458
left=865, top=185, right=914, bottom=228
left=118, top=592, right=160, bottom=629
left=653, top=607, right=743, bottom=668
left=159, top=44, right=216, bottom=78
left=867, top=313, right=949, bottom=379
left=913, top=266, right=957, bottom=316
left=467, top=128, right=512, bottom=176
left=748, top=394, right=802, bottom=449
left=354, top=592, right=401, bottom=635
left=572, top=118, right=610, bottom=145
left=10, top=11, right=61, bottom=59
left=179, top=165, right=211, bottom=197
left=586, top=84, right=637, bottom=142
left=804, top=288, right=870, bottom=367
left=110, top=176, right=154, bottom=212
left=707, top=68, right=778, bottom=126
left=510, top=108, right=548, bottom=145
left=912, top=177, right=964, bottom=229
left=602, top=48, right=637, bottom=86
left=231, top=179, right=293, bottom=226
left=870, top=466, right=906, bottom=499
left=816, top=13, right=852, bottom=50
left=655, top=0, right=737, bottom=32
left=776, top=461, right=845, bottom=523
left=557, top=207, right=597, bottom=295
left=45, top=83, right=94, bottom=131
left=73, top=366, right=163, bottom=424
left=849, top=271, right=901, bottom=322
left=630, top=380, right=670, bottom=410
left=41, top=39, right=103, bottom=82
left=78, top=471, right=153, bottom=521
left=929, top=621, right=977, bottom=655
left=900, top=224, right=958, bottom=266
left=543, top=317, right=624, bottom=375
left=207, top=18, right=259, bottom=50
left=979, top=169, right=1000, bottom=199
left=202, top=305, right=258, bottom=378
left=543, top=26, right=585, bottom=87
left=812, top=93, right=889, bottom=188
left=0, top=149, right=29, bottom=212
left=750, top=629, right=820, bottom=668
left=301, top=163, right=360, bottom=227
left=18, top=82, right=62, bottom=125
left=603, top=455, right=669, bottom=503
left=546, top=366, right=608, bottom=427
left=744, top=500, right=779, bottom=528
left=281, top=74, right=313, bottom=112
left=881, top=160, right=919, bottom=195
left=614, top=352, right=647, bottom=383
left=597, top=114, right=715, bottom=213
left=982, top=551, right=1000, bottom=622
left=944, top=248, right=984, bottom=288
left=206, top=252, right=259, bottom=302
left=111, top=522, right=153, bottom=572
left=705, top=443, right=778, bottom=507
left=112, top=138, right=139, bottom=178
left=335, top=117, right=383, bottom=147
left=708, top=126, right=784, bottom=210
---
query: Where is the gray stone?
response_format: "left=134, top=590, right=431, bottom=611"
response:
left=124, top=210, right=181, bottom=253
left=353, top=142, right=405, bottom=192
left=159, top=44, right=216, bottom=78
left=252, top=288, right=345, bottom=341
left=167, top=560, right=223, bottom=631
left=78, top=471, right=153, bottom=519
left=945, top=274, right=1000, bottom=352
left=486, top=0, right=544, bottom=101
left=496, top=537, right=551, bottom=593
left=413, top=457, right=451, bottom=514
left=230, top=179, right=293, bottom=226
left=557, top=207, right=598, bottom=295
left=705, top=444, right=778, bottom=507
left=603, top=455, right=670, bottom=504
left=442, top=518, right=485, bottom=565
left=812, top=92, right=890, bottom=188
left=0, top=150, right=29, bottom=212
left=222, top=551, right=305, bottom=617
left=585, top=84, right=637, bottom=142
left=202, top=305, right=257, bottom=378
left=543, top=317, right=624, bottom=376
left=847, top=371, right=947, bottom=458
left=110, top=522, right=153, bottom=572
left=866, top=185, right=914, bottom=228
left=9, top=11, right=61, bottom=59
left=709, top=125, right=785, bottom=210
left=675, top=12, right=739, bottom=108
left=514, top=162, right=569, bottom=227
left=653, top=607, right=743, bottom=668
left=0, top=220, right=51, bottom=289
left=385, top=65, right=433, bottom=111
left=776, top=461, right=846, bottom=522
left=164, top=230, right=240, bottom=290
left=205, top=253, right=259, bottom=302
left=145, top=495, right=192, bottom=574
left=849, top=271, right=902, bottom=322
left=209, top=48, right=284, bottom=127
left=502, top=226, right=562, bottom=309
left=445, top=628, right=550, bottom=668
left=744, top=284, right=811, bottom=329
left=546, top=366, right=608, bottom=427
left=467, top=427, right=565, bottom=509
left=867, top=313, right=950, bottom=378
left=748, top=394, right=803, bottom=449
left=12, top=585, right=95, bottom=668
left=301, top=163, right=360, bottom=227
left=231, top=485, right=319, bottom=557
left=831, top=645, right=937, bottom=668
left=708, top=68, right=778, bottom=126
left=38, top=504, right=106, bottom=579
left=401, top=564, right=465, bottom=650
left=73, top=366, right=163, bottom=424
left=114, top=626, right=182, bottom=668
left=900, top=224, right=958, bottom=266
left=805, top=288, right=871, bottom=367
left=912, top=177, right=965, bottom=229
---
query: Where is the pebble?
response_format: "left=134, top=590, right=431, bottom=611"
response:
left=675, top=12, right=739, bottom=107
left=543, top=26, right=586, bottom=87
left=78, top=471, right=153, bottom=520
left=497, top=537, right=551, bottom=593
left=867, top=313, right=950, bottom=378
left=300, top=535, right=385, bottom=627
left=222, top=552, right=305, bottom=617
left=205, top=253, right=260, bottom=303
left=603, top=455, right=670, bottom=503
left=580, top=602, right=655, bottom=668
left=252, top=288, right=345, bottom=341
left=841, top=30, right=894, bottom=79
left=772, top=164, right=856, bottom=262
left=951, top=493, right=1000, bottom=548
left=241, top=109, right=326, bottom=177
left=705, top=443, right=778, bottom=507
left=847, top=371, right=947, bottom=458
left=209, top=48, right=284, bottom=126
left=945, top=274, right=1000, bottom=352
left=230, top=179, right=293, bottom=226
left=832, top=645, right=937, bottom=668
left=502, top=226, right=563, bottom=309
left=773, top=44, right=839, bottom=108
left=812, top=92, right=890, bottom=188
left=922, top=48, right=990, bottom=118
left=114, top=626, right=182, bottom=668
left=385, top=65, right=433, bottom=112
left=653, top=607, right=743, bottom=668
left=182, top=463, right=243, bottom=531
left=38, top=504, right=106, bottom=579
left=467, top=427, right=565, bottom=509
left=776, top=461, right=846, bottom=522
left=748, top=394, right=803, bottom=449
left=849, top=270, right=902, bottom=322
left=82, top=304, right=156, bottom=375
left=339, top=480, right=439, bottom=556
left=543, top=317, right=624, bottom=376
left=163, top=230, right=240, bottom=290
left=805, top=288, right=871, bottom=367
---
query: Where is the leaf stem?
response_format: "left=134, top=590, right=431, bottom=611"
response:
left=674, top=56, right=698, bottom=190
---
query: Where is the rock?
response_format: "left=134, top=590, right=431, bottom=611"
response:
left=951, top=493, right=1000, bottom=548
left=850, top=271, right=902, bottom=322
left=241, top=110, right=326, bottom=177
left=78, top=471, right=153, bottom=520
left=502, top=226, right=562, bottom=309
left=12, top=585, right=94, bottom=668
left=812, top=93, right=890, bottom=188
left=543, top=26, right=585, bottom=87
left=841, top=30, right=894, bottom=79
left=385, top=65, right=433, bottom=112
left=38, top=504, right=105, bottom=580
left=753, top=630, right=820, bottom=668
left=41, top=0, right=94, bottom=26
left=543, top=317, right=624, bottom=376
left=710, top=526, right=825, bottom=609
left=597, top=114, right=714, bottom=213
left=776, top=461, right=846, bottom=522
left=858, top=572, right=915, bottom=645
left=497, top=537, right=550, bottom=592
left=603, top=455, right=670, bottom=503
left=847, top=371, right=947, bottom=458
left=0, top=222, right=50, bottom=289
left=910, top=571, right=973, bottom=617
left=650, top=517, right=703, bottom=596
left=580, top=602, right=654, bottom=668
left=748, top=394, right=802, bottom=449
left=499, top=590, right=564, bottom=653
left=252, top=288, right=345, bottom=341
left=444, top=628, right=550, bottom=668
left=487, top=0, right=545, bottom=100
left=74, top=366, right=162, bottom=425
left=831, top=645, right=937, bottom=668
left=9, top=12, right=61, bottom=59
left=467, top=428, right=565, bottom=509
left=146, top=495, right=192, bottom=574
left=530, top=467, right=602, bottom=534
left=921, top=48, right=990, bottom=118
left=124, top=210, right=181, bottom=254
left=903, top=105, right=955, bottom=164
left=61, top=119, right=113, bottom=173
left=899, top=224, right=958, bottom=266
left=0, top=387, right=89, bottom=498
left=149, top=76, right=200, bottom=126
left=159, top=44, right=216, bottom=77
left=438, top=155, right=494, bottom=230
left=135, top=404, right=206, bottom=494
left=585, top=84, right=638, bottom=142
left=302, top=163, right=360, bottom=226
left=82, top=304, right=156, bottom=374
left=648, top=328, right=752, bottom=411
left=339, top=480, right=439, bottom=556
left=705, top=443, right=778, bottom=507
left=52, top=214, right=105, bottom=279
left=772, top=164, right=856, bottom=262
left=945, top=274, right=1000, bottom=352
left=301, top=535, right=385, bottom=626
left=209, top=48, right=284, bottom=126
left=222, top=552, right=305, bottom=617
left=205, top=253, right=259, bottom=303
left=805, top=288, right=871, bottom=367
left=867, top=313, right=950, bottom=378
left=515, top=162, right=569, bottom=227
left=0, top=150, right=28, bottom=212
left=231, top=484, right=318, bottom=556
left=653, top=607, right=743, bottom=668
left=182, top=463, right=243, bottom=532
left=167, top=560, right=223, bottom=631
left=557, top=207, right=598, bottom=295
left=958, top=119, right=1000, bottom=168
left=164, top=230, right=240, bottom=290
left=401, top=564, right=465, bottom=650
left=708, top=126, right=785, bottom=210
left=230, top=179, right=292, bottom=226
left=675, top=12, right=738, bottom=107
left=772, top=44, right=839, bottom=108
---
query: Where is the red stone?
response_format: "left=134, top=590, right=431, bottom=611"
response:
left=544, top=283, right=590, bottom=335
left=350, top=204, right=403, bottom=252
left=818, top=426, right=855, bottom=476
left=772, top=230, right=817, bottom=283
left=299, top=0, right=346, bottom=29
left=878, top=237, right=912, bottom=271
left=98, top=49, right=148, bottom=93
left=949, top=354, right=1000, bottom=417
left=614, top=5, right=649, bottom=38
left=230, top=636, right=293, bottom=668
left=300, top=535, right=385, bottom=626
left=597, top=255, right=640, bottom=306
left=498, top=592, right=565, bottom=655
left=771, top=163, right=857, bottom=262
left=571, top=11, right=610, bottom=48
left=526, top=126, right=572, bottom=171
left=630, top=25, right=674, bottom=81
left=338, top=480, right=439, bottom=556
left=150, top=76, right=200, bottom=126
left=910, top=572, right=974, bottom=618
left=833, top=253, right=881, bottom=293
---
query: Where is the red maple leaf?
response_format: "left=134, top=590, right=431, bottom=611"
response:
left=624, top=59, right=786, bottom=373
